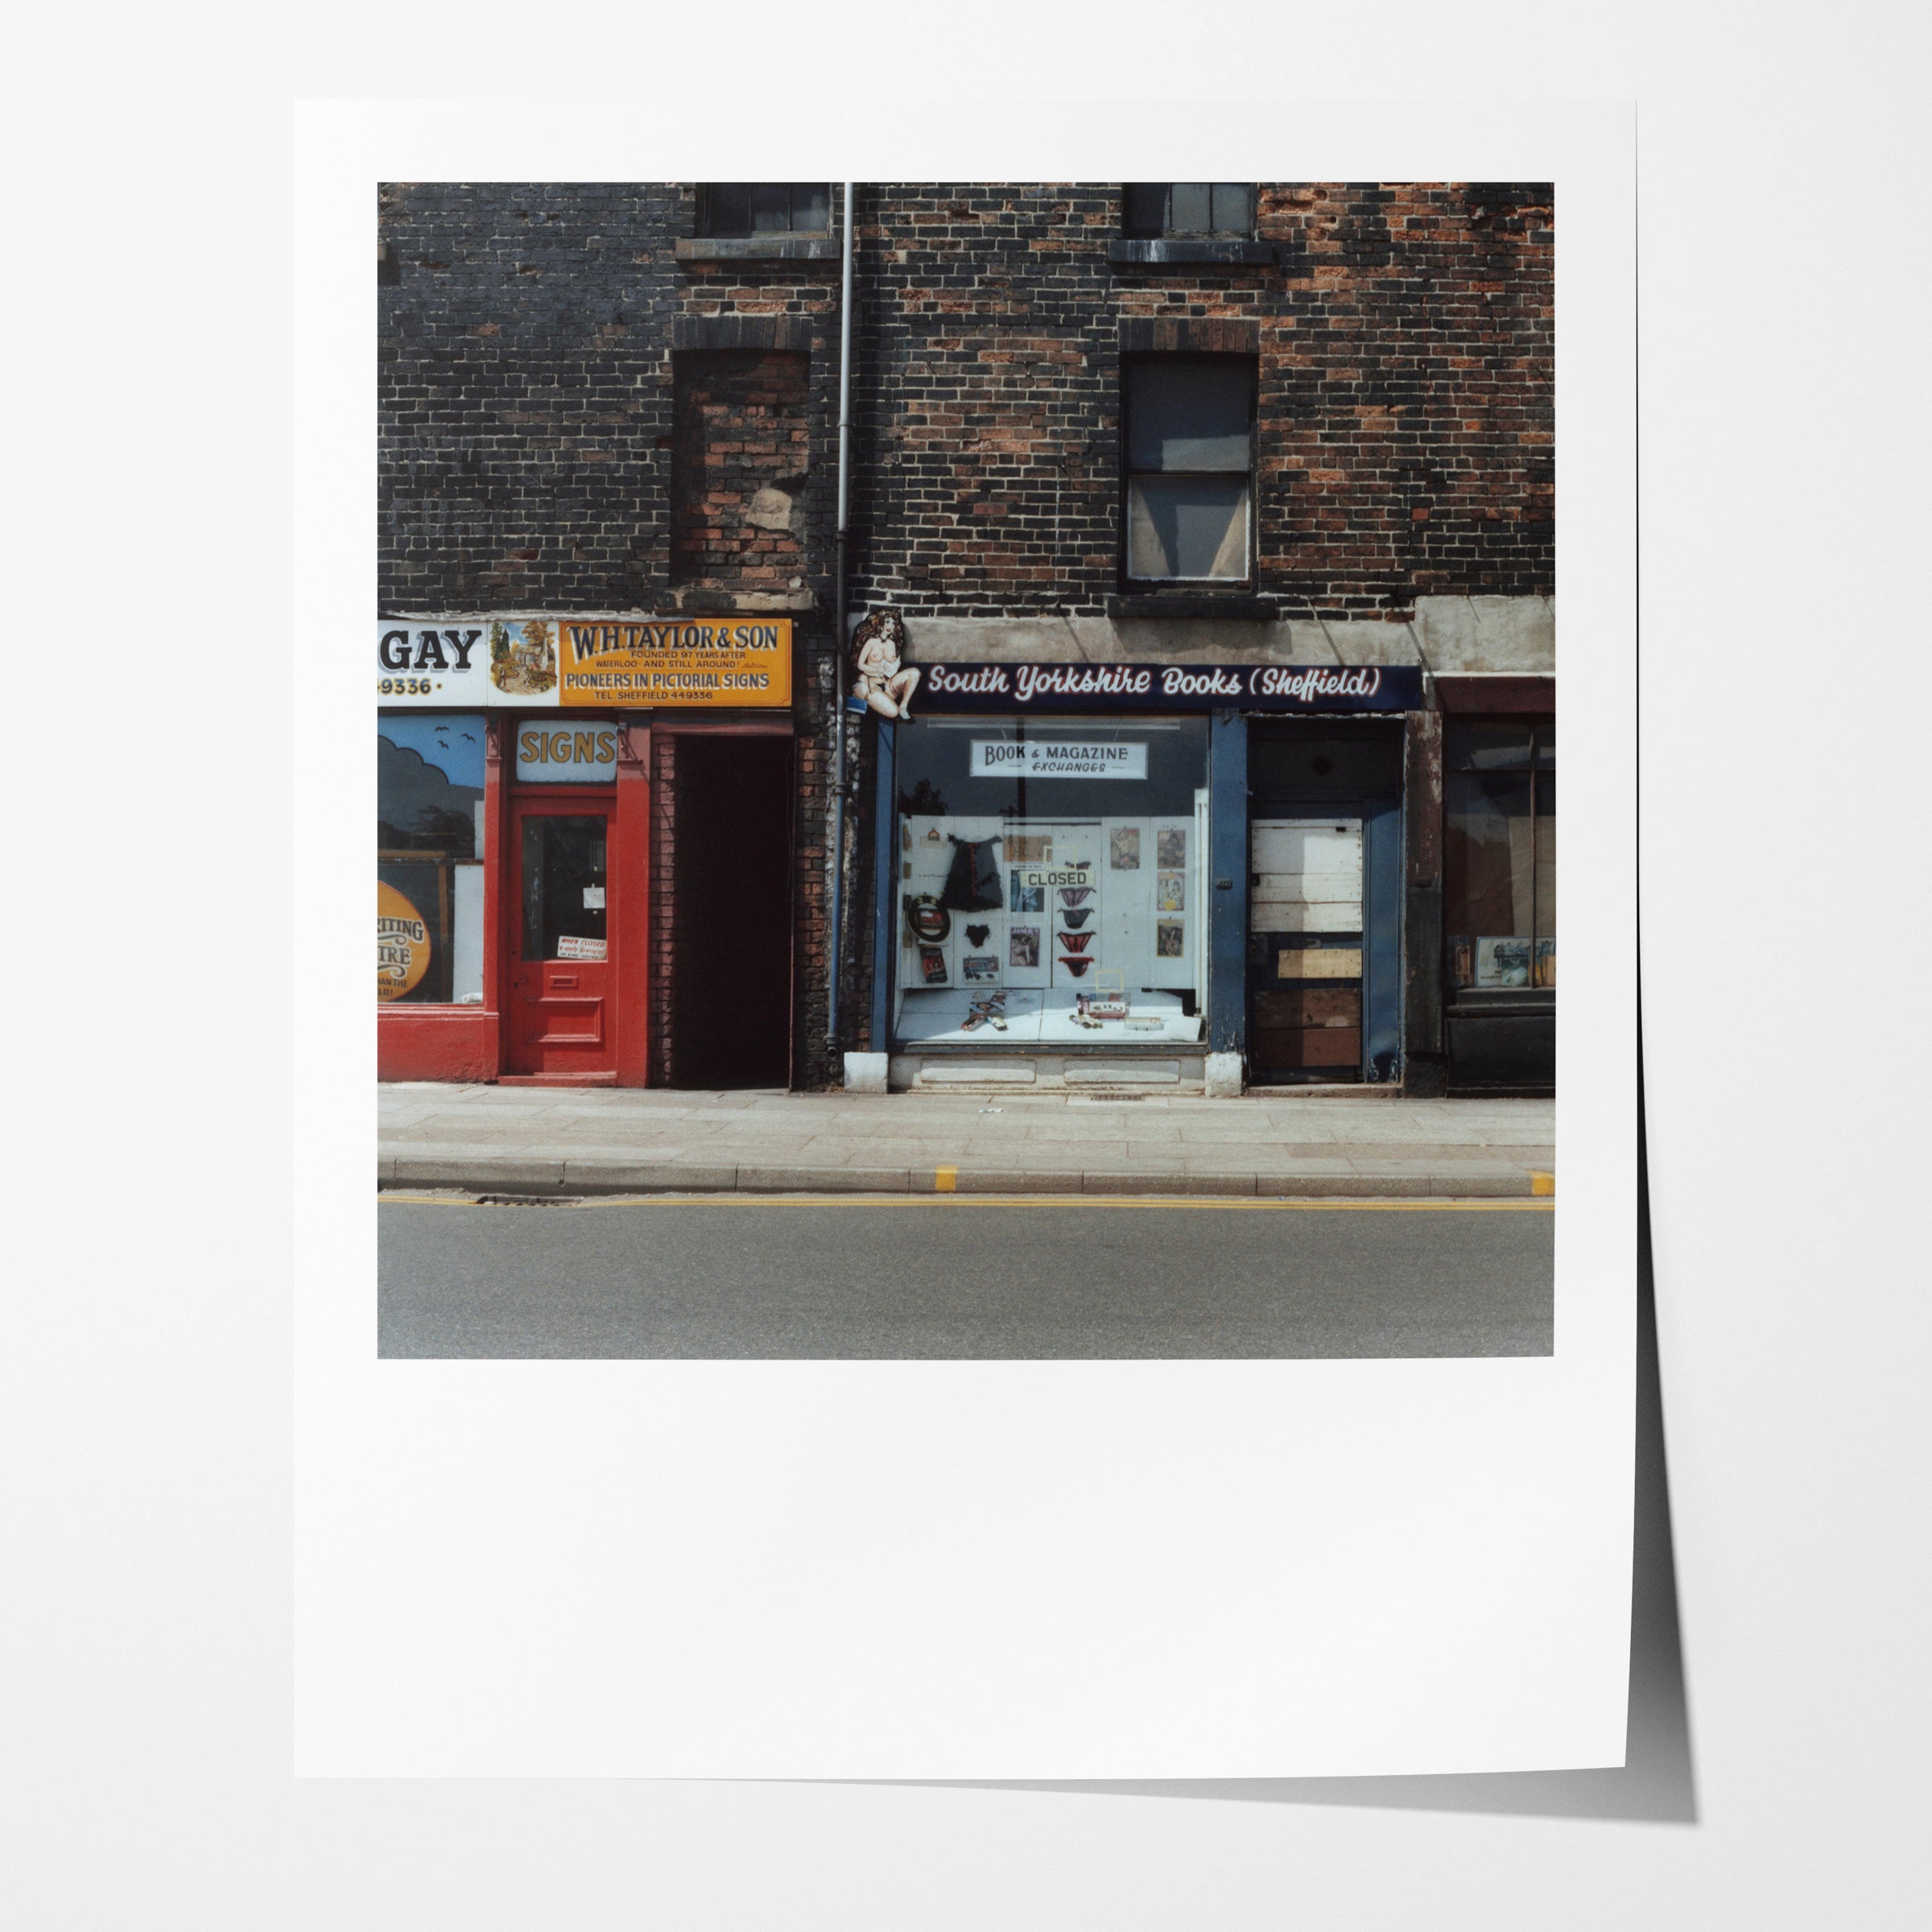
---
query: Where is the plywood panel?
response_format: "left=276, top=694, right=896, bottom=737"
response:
left=1251, top=898, right=1363, bottom=933
left=1259, top=875, right=1364, bottom=907
left=1251, top=822, right=1362, bottom=873
left=1277, top=947, right=1362, bottom=980
left=1253, top=988, right=1361, bottom=1029
left=1253, top=1026, right=1362, bottom=1068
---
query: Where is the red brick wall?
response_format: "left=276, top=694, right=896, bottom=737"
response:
left=649, top=730, right=679, bottom=1085
left=670, top=351, right=811, bottom=588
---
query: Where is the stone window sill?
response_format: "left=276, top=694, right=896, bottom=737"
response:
left=669, top=587, right=817, bottom=614
left=675, top=235, right=839, bottom=263
left=1106, top=592, right=1274, bottom=621
left=1107, top=238, right=1275, bottom=269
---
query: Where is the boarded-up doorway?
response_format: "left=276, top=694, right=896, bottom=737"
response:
left=670, top=734, right=794, bottom=1088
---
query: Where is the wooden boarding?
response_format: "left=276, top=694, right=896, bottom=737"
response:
left=1253, top=987, right=1360, bottom=1029
left=1253, top=1026, right=1362, bottom=1068
left=1250, top=898, right=1363, bottom=933
left=1278, top=946, right=1362, bottom=980
left=1250, top=823, right=1362, bottom=872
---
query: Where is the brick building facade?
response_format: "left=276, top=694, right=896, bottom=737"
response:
left=377, top=182, right=1554, bottom=1097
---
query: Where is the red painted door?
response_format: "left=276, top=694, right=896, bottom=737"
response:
left=506, top=796, right=618, bottom=1080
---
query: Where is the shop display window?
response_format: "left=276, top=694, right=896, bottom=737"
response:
left=891, top=716, right=1209, bottom=1045
left=1444, top=717, right=1555, bottom=991
left=378, top=714, right=485, bottom=1005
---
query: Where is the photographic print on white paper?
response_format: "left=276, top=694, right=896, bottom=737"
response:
left=302, top=102, right=1633, bottom=1781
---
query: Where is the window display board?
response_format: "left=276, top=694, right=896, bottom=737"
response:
left=891, top=717, right=1208, bottom=1046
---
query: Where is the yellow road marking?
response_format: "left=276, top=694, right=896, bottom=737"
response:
left=1531, top=1171, right=1554, bottom=1196
left=380, top=1191, right=1554, bottom=1214
left=933, top=1164, right=958, bottom=1193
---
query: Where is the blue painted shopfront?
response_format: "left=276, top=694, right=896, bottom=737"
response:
left=868, top=671, right=1415, bottom=1086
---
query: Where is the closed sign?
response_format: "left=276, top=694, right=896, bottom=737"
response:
left=516, top=724, right=619, bottom=782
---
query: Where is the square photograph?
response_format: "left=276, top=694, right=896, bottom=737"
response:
left=374, top=179, right=1562, bottom=1371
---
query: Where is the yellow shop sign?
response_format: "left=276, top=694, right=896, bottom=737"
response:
left=557, top=618, right=792, bottom=708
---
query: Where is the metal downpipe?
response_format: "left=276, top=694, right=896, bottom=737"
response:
left=827, top=181, right=855, bottom=1050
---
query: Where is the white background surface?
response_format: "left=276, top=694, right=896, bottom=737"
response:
left=6, top=6, right=1927, bottom=1926
left=294, top=98, right=1633, bottom=1779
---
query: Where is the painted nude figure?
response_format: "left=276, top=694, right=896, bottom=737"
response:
left=851, top=609, right=921, bottom=719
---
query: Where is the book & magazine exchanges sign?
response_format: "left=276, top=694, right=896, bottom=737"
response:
left=376, top=618, right=793, bottom=708
left=917, top=660, right=1423, bottom=712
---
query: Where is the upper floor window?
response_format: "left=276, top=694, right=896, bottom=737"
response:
left=698, top=184, right=831, bottom=237
left=1122, top=183, right=1253, bottom=237
left=1123, top=357, right=1256, bottom=584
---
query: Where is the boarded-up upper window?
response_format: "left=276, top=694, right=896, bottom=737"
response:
left=670, top=351, right=810, bottom=587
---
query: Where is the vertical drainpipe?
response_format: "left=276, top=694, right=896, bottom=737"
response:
left=828, top=182, right=855, bottom=1048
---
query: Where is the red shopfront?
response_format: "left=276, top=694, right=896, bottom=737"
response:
left=378, top=713, right=652, bottom=1086
left=376, top=616, right=796, bottom=1089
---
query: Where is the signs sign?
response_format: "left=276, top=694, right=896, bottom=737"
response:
left=970, top=739, right=1150, bottom=780
left=515, top=723, right=620, bottom=783
left=919, top=661, right=1423, bottom=714
left=378, top=618, right=791, bottom=709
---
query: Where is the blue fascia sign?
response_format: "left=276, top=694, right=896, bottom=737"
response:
left=914, top=661, right=1423, bottom=713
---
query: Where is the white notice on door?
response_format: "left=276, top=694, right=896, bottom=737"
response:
left=583, top=886, right=606, bottom=909
left=556, top=935, right=606, bottom=961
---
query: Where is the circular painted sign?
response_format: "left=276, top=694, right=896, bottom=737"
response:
left=377, top=880, right=431, bottom=1001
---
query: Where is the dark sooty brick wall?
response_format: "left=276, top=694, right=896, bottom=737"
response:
left=378, top=181, right=679, bottom=609
left=378, top=181, right=846, bottom=1087
left=847, top=182, right=1553, bottom=620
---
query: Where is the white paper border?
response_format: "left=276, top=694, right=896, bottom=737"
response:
left=296, top=99, right=1634, bottom=1777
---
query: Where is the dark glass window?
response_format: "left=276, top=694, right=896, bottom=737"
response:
left=699, top=184, right=831, bottom=237
left=1444, top=717, right=1555, bottom=992
left=1123, top=183, right=1253, bottom=237
left=1124, top=357, right=1255, bottom=582
left=520, top=815, right=609, bottom=964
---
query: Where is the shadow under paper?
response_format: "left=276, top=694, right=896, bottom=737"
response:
left=877, top=1041, right=1697, bottom=1825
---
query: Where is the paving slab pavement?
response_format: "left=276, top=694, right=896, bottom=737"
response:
left=378, top=1083, right=1554, bottom=1199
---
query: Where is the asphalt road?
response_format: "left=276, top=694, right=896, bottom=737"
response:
left=378, top=1196, right=1554, bottom=1359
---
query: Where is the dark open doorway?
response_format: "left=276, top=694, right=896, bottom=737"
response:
left=670, top=733, right=794, bottom=1088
